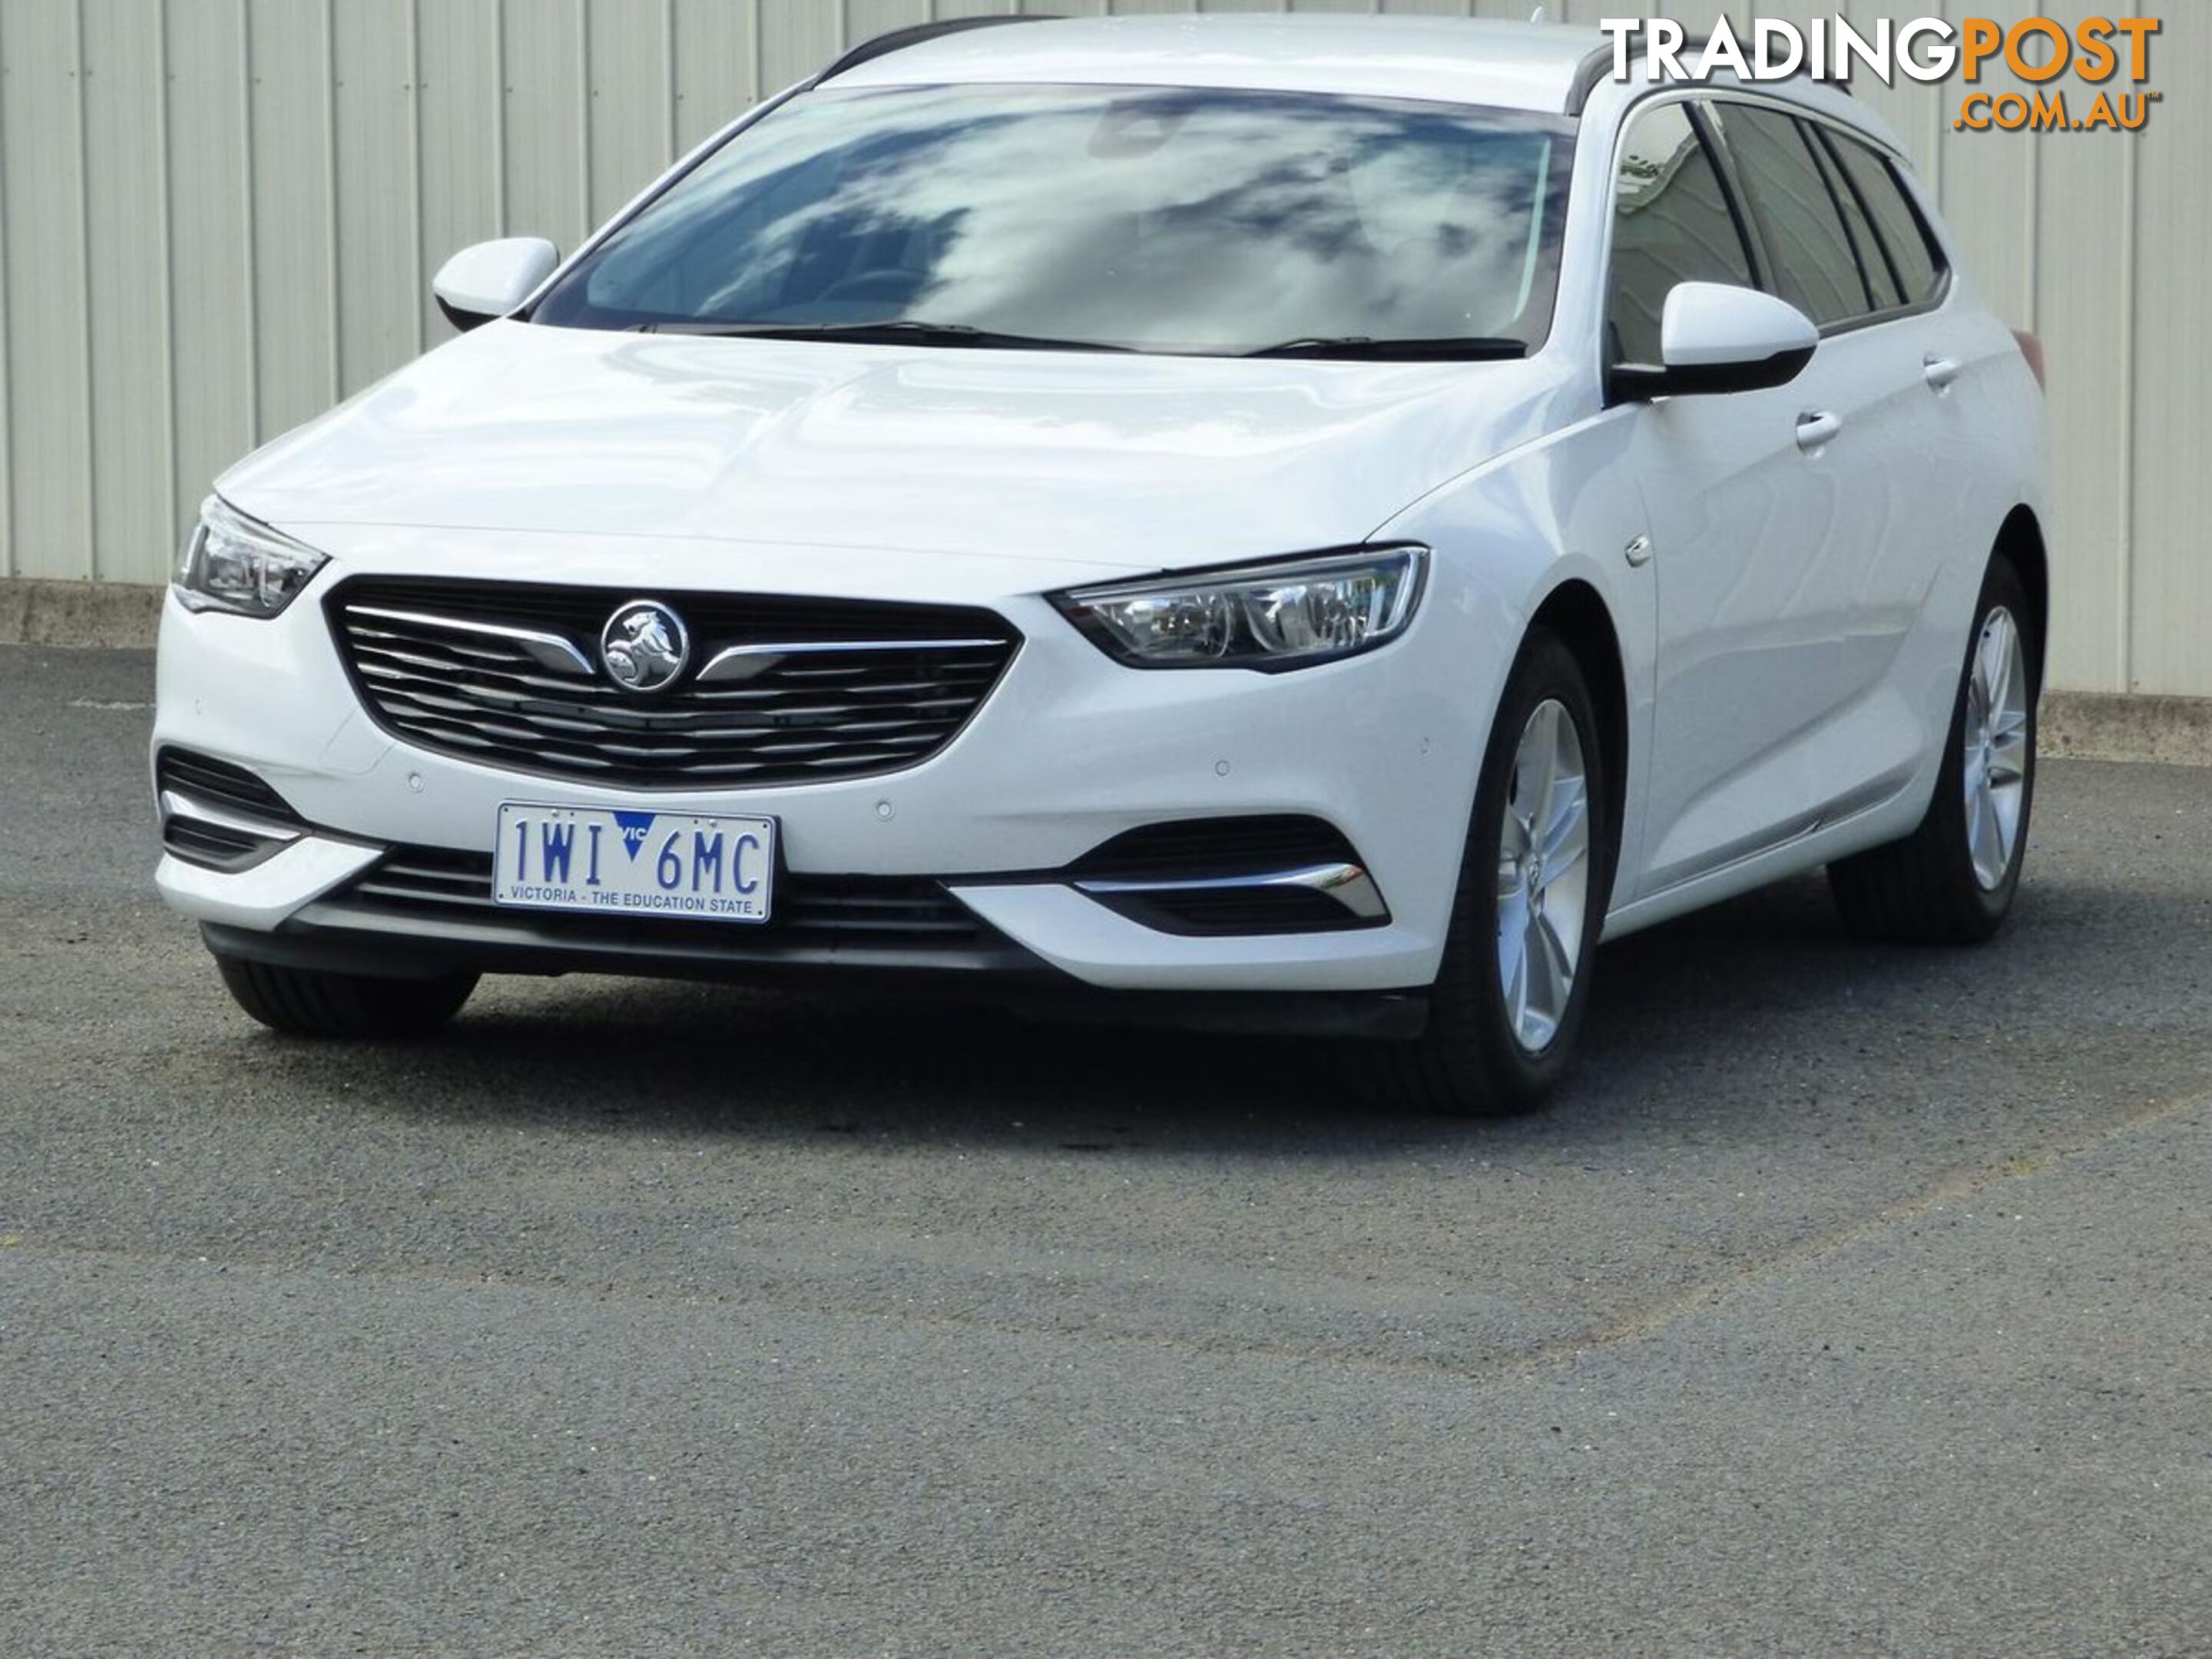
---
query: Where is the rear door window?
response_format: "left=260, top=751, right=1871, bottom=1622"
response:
left=1709, top=103, right=1869, bottom=326
left=1808, top=133, right=1902, bottom=311
left=1823, top=132, right=1947, bottom=306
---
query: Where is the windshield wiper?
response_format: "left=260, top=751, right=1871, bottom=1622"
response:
left=1240, top=336, right=1528, bottom=362
left=630, top=319, right=1527, bottom=361
left=631, top=318, right=1135, bottom=353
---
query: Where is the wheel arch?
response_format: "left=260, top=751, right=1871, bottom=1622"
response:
left=1527, top=578, right=1630, bottom=853
left=1993, top=505, right=2048, bottom=690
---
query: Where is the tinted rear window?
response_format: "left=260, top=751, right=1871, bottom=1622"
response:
left=1809, top=132, right=1902, bottom=311
left=1710, top=103, right=1869, bottom=326
left=1826, top=132, right=1945, bottom=307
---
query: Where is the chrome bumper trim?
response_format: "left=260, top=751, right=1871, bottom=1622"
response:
left=158, top=787, right=306, bottom=846
left=1075, top=859, right=1388, bottom=922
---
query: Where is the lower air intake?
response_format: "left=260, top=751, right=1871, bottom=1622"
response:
left=1066, top=815, right=1388, bottom=936
left=156, top=748, right=306, bottom=872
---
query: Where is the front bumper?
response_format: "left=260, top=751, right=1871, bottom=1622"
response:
left=153, top=535, right=1495, bottom=997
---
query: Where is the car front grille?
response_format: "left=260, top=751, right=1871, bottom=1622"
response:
left=325, top=578, right=1022, bottom=790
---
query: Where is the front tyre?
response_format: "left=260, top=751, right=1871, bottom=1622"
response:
left=1828, top=556, right=2038, bottom=945
left=214, top=952, right=478, bottom=1038
left=1366, top=629, right=1614, bottom=1117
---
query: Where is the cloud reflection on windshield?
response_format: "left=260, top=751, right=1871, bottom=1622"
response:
left=543, top=85, right=1569, bottom=354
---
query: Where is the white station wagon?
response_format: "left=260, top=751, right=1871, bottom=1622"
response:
left=155, top=15, right=2047, bottom=1114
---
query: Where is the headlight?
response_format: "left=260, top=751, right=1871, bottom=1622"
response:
left=1050, top=545, right=1428, bottom=671
left=174, top=496, right=328, bottom=618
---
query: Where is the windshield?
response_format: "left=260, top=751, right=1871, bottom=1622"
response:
left=531, top=84, right=1574, bottom=357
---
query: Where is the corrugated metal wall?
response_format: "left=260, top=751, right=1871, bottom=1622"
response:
left=0, top=0, right=2201, bottom=694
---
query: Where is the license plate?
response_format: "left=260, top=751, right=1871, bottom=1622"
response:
left=492, top=803, right=776, bottom=923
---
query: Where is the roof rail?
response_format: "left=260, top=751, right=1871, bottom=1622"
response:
left=1566, top=33, right=1853, bottom=115
left=813, top=15, right=1057, bottom=85
left=1565, top=43, right=1615, bottom=114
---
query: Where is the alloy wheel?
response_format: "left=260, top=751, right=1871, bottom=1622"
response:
left=1963, top=605, right=2031, bottom=890
left=1495, top=698, right=1591, bottom=1053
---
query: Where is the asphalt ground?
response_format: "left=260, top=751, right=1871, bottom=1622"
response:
left=2, top=642, right=2208, bottom=1656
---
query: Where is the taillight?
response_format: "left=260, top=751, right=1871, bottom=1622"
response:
left=2012, top=329, right=2047, bottom=390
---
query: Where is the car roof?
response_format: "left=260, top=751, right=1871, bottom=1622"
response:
left=822, top=15, right=1914, bottom=159
left=826, top=15, right=1614, bottom=115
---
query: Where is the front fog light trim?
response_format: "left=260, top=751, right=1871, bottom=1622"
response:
left=175, top=495, right=330, bottom=618
left=1050, top=544, right=1429, bottom=672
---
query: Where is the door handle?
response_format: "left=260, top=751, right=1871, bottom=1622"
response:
left=1922, top=354, right=1962, bottom=391
left=1795, top=410, right=1842, bottom=452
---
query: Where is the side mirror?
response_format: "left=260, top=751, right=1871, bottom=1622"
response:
left=1608, top=282, right=1819, bottom=402
left=432, top=237, right=561, bottom=333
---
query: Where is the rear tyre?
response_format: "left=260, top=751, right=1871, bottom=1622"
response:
left=1362, top=629, right=1615, bottom=1117
left=214, top=953, right=478, bottom=1038
left=1828, top=556, right=2038, bottom=945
